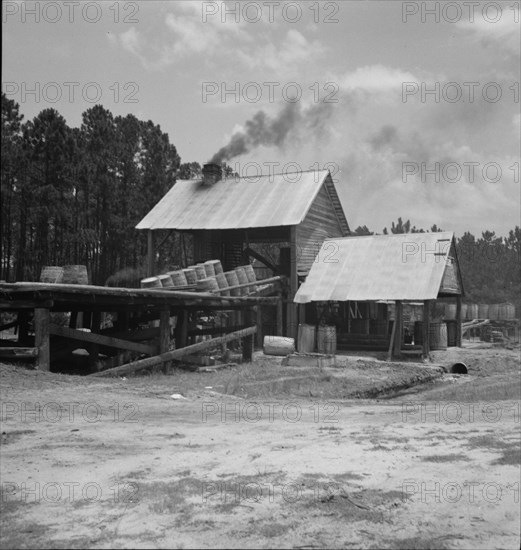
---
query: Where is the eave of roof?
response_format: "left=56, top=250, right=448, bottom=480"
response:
left=294, top=232, right=460, bottom=302
left=136, top=170, right=347, bottom=231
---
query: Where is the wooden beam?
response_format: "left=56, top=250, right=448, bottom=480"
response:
left=0, top=347, right=38, bottom=359
left=147, top=230, right=155, bottom=277
left=34, top=308, right=50, bottom=371
left=0, top=300, right=53, bottom=310
left=49, top=325, right=157, bottom=356
left=209, top=276, right=282, bottom=294
left=242, top=247, right=278, bottom=273
left=90, top=325, right=257, bottom=377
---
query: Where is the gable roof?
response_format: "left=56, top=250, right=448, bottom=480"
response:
left=136, top=170, right=349, bottom=231
left=294, top=232, right=463, bottom=303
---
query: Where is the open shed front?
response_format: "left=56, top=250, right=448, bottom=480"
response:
left=294, top=232, right=464, bottom=359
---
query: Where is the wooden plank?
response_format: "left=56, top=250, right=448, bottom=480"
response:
left=0, top=320, right=19, bottom=332
left=210, top=276, right=282, bottom=294
left=34, top=308, right=50, bottom=371
left=49, top=324, right=157, bottom=356
left=0, top=300, right=53, bottom=309
left=0, top=347, right=38, bottom=358
left=90, top=326, right=257, bottom=377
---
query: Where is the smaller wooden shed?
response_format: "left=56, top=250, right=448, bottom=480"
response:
left=294, top=232, right=464, bottom=357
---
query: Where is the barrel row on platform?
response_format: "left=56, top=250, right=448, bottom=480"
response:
left=140, top=260, right=258, bottom=295
left=444, top=302, right=516, bottom=321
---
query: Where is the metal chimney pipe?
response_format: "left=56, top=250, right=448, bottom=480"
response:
left=202, top=163, right=222, bottom=185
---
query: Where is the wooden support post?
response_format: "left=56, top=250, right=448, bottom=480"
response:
left=147, top=230, right=155, bottom=277
left=423, top=300, right=431, bottom=359
left=160, top=308, right=171, bottom=373
left=276, top=297, right=283, bottom=337
left=174, top=310, right=188, bottom=349
left=393, top=301, right=403, bottom=358
left=17, top=311, right=29, bottom=345
left=456, top=295, right=462, bottom=347
left=243, top=308, right=254, bottom=362
left=285, top=227, right=298, bottom=340
left=69, top=310, right=78, bottom=329
left=256, top=306, right=263, bottom=349
left=88, top=311, right=101, bottom=371
left=34, top=308, right=50, bottom=371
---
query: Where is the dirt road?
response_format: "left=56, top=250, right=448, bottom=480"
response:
left=1, top=348, right=520, bottom=549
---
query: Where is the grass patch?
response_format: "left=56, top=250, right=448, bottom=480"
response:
left=491, top=448, right=521, bottom=465
left=421, top=453, right=468, bottom=462
left=416, top=376, right=521, bottom=402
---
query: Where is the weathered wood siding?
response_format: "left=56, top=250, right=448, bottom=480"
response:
left=296, top=181, right=346, bottom=275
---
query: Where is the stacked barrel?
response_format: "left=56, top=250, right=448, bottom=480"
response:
left=140, top=260, right=258, bottom=295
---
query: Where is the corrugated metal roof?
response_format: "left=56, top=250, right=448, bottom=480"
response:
left=136, top=170, right=342, bottom=230
left=294, top=232, right=459, bottom=302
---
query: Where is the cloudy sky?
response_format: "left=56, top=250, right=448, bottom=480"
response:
left=3, top=0, right=520, bottom=236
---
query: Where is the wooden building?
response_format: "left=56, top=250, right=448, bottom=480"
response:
left=294, top=232, right=464, bottom=357
left=136, top=164, right=350, bottom=338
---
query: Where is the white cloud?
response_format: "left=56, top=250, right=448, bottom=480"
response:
left=339, top=65, right=418, bottom=92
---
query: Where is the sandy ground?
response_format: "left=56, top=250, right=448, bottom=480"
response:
left=0, top=346, right=520, bottom=549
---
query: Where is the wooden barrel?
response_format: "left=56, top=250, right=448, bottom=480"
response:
left=40, top=266, right=64, bottom=284
left=298, top=324, right=316, bottom=353
left=317, top=325, right=336, bottom=354
left=505, top=303, right=516, bottom=320
left=62, top=265, right=88, bottom=285
left=243, top=264, right=257, bottom=293
left=243, top=264, right=257, bottom=283
left=168, top=270, right=187, bottom=287
left=224, top=271, right=240, bottom=296
left=460, top=303, right=468, bottom=320
left=414, top=321, right=448, bottom=349
left=488, top=304, right=500, bottom=320
left=234, top=266, right=249, bottom=295
left=215, top=272, right=230, bottom=296
left=263, top=336, right=295, bottom=356
left=205, top=259, right=223, bottom=275
left=444, top=304, right=456, bottom=320
left=182, top=268, right=197, bottom=285
left=430, top=322, right=447, bottom=350
left=467, top=304, right=478, bottom=320
left=196, top=277, right=219, bottom=292
left=189, top=265, right=207, bottom=280
left=446, top=321, right=457, bottom=347
left=157, top=274, right=174, bottom=288
left=203, top=262, right=215, bottom=278
left=478, top=304, right=489, bottom=319
left=141, top=276, right=161, bottom=289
